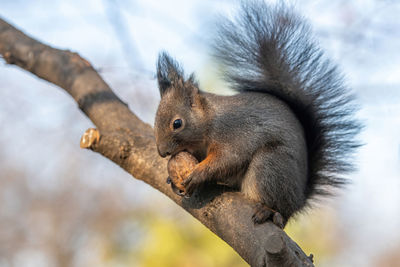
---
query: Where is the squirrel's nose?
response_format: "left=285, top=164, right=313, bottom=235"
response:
left=157, top=145, right=171, bottom=158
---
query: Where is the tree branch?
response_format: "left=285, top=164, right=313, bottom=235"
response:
left=0, top=17, right=314, bottom=266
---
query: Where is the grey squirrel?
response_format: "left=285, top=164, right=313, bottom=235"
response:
left=154, top=1, right=361, bottom=227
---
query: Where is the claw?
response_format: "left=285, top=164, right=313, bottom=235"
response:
left=252, top=204, right=285, bottom=228
left=181, top=170, right=206, bottom=197
left=181, top=175, right=192, bottom=187
left=170, top=181, right=185, bottom=196
left=272, top=212, right=285, bottom=229
left=184, top=183, right=195, bottom=196
left=181, top=174, right=199, bottom=197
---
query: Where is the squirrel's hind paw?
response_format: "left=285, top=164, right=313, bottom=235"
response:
left=252, top=204, right=285, bottom=228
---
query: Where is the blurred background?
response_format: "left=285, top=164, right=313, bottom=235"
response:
left=0, top=0, right=399, bottom=266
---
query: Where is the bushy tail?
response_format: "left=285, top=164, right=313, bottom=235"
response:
left=212, top=1, right=361, bottom=199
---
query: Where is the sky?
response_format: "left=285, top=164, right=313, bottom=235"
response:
left=1, top=0, right=400, bottom=266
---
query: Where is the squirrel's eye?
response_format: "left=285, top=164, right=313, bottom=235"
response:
left=173, top=119, right=182, bottom=130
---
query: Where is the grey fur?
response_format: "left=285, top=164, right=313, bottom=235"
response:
left=154, top=1, right=361, bottom=224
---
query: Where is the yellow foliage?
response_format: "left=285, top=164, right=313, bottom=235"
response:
left=136, top=216, right=248, bottom=267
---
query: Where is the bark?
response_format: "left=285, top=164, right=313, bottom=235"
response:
left=0, top=17, right=314, bottom=266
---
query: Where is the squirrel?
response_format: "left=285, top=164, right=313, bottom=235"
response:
left=154, top=1, right=361, bottom=227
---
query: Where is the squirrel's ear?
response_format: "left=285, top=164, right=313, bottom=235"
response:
left=156, top=52, right=184, bottom=97
left=185, top=73, right=201, bottom=107
left=157, top=75, right=171, bottom=97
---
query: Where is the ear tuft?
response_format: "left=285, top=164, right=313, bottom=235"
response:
left=157, top=52, right=184, bottom=97
left=156, top=52, right=201, bottom=106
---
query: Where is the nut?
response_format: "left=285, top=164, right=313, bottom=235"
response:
left=167, top=151, right=198, bottom=193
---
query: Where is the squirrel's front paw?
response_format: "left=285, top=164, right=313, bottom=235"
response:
left=167, top=177, right=185, bottom=196
left=181, top=172, right=204, bottom=197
